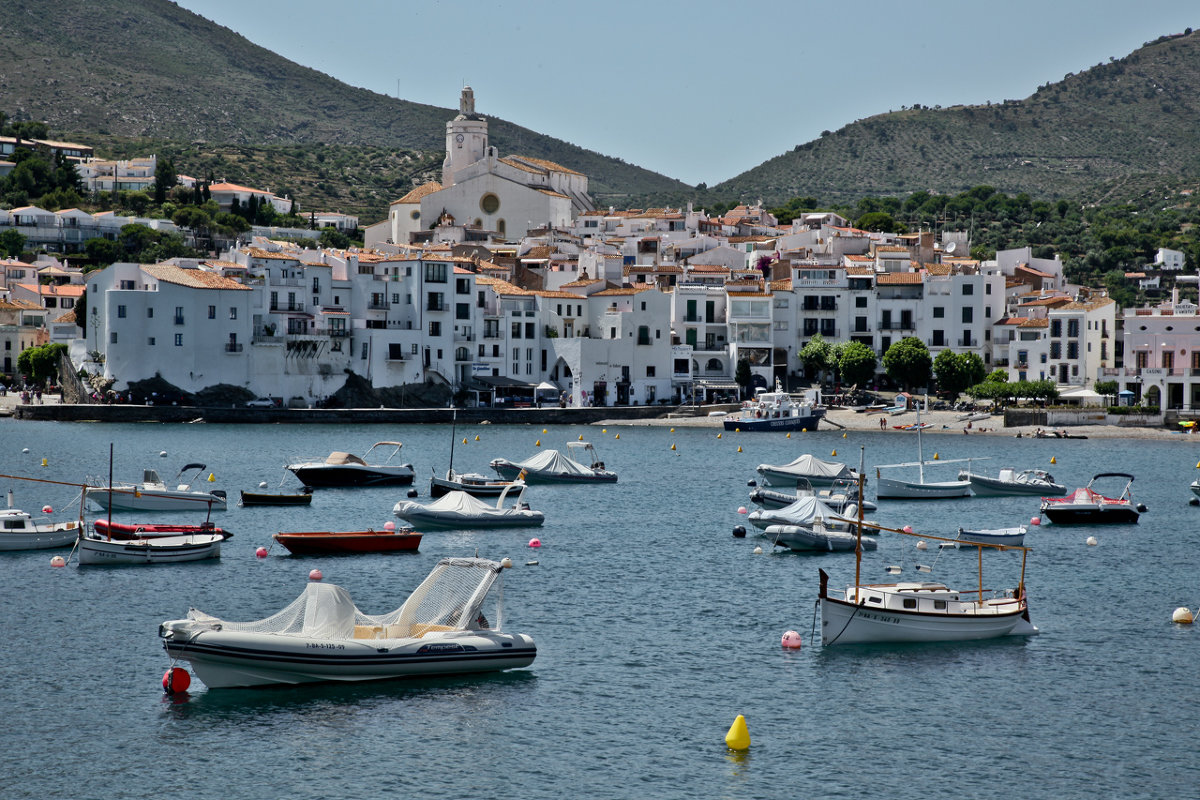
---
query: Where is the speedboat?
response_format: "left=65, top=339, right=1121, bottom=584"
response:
left=956, top=526, right=1027, bottom=547
left=1039, top=472, right=1143, bottom=524
left=1190, top=479, right=1200, bottom=499
left=724, top=382, right=824, bottom=432
left=490, top=442, right=617, bottom=483
left=394, top=483, right=545, bottom=529
left=766, top=522, right=877, bottom=553
left=430, top=470, right=517, bottom=498
left=958, top=467, right=1067, bottom=497
left=159, top=556, right=537, bottom=688
left=0, top=507, right=82, bottom=550
left=87, top=463, right=227, bottom=512
left=78, top=527, right=230, bottom=564
left=272, top=527, right=422, bottom=554
left=755, top=454, right=861, bottom=488
left=286, top=442, right=414, bottom=487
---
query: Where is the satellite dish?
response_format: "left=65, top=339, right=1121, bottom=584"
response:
left=945, top=241, right=957, bottom=254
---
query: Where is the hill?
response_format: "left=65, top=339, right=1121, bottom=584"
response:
left=0, top=0, right=691, bottom=219
left=714, top=29, right=1200, bottom=206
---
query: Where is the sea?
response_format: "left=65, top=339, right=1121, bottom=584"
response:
left=1, top=417, right=1198, bottom=800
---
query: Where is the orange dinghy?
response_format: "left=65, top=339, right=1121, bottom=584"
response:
left=272, top=528, right=422, bottom=554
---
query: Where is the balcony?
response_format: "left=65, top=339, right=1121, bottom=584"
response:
left=270, top=301, right=306, bottom=313
left=367, top=301, right=390, bottom=310
left=173, top=315, right=185, bottom=325
left=426, top=302, right=448, bottom=312
left=879, top=322, right=915, bottom=331
left=224, top=343, right=244, bottom=353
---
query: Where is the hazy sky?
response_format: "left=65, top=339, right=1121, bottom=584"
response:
left=175, top=0, right=1197, bottom=186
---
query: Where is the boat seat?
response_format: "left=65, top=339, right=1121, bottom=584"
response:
left=408, top=623, right=455, bottom=638
left=353, top=625, right=385, bottom=639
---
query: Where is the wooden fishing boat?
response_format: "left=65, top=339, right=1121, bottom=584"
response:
left=272, top=527, right=422, bottom=554
left=239, top=488, right=314, bottom=506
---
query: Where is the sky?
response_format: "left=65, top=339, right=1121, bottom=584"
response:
left=174, top=0, right=1198, bottom=187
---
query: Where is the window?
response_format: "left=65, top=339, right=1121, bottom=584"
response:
left=1067, top=341, right=1079, bottom=360
left=855, top=296, right=867, bottom=308
left=932, top=307, right=944, bottom=318
left=1050, top=341, right=1061, bottom=359
left=512, top=321, right=521, bottom=339
left=361, top=342, right=368, bottom=360
left=110, top=332, right=118, bottom=343
left=961, top=307, right=973, bottom=323
left=117, top=305, right=127, bottom=318
left=229, top=307, right=237, bottom=320
left=429, top=320, right=442, bottom=336
left=393, top=293, right=401, bottom=305
left=456, top=302, right=470, bottom=320
left=932, top=330, right=945, bottom=346
left=424, top=262, right=448, bottom=282
left=479, top=193, right=500, bottom=214
left=208, top=305, right=216, bottom=319
left=1067, top=319, right=1080, bottom=338
left=456, top=278, right=470, bottom=294
left=175, top=334, right=183, bottom=346
left=637, top=325, right=650, bottom=345
left=962, top=284, right=974, bottom=296
left=147, top=307, right=153, bottom=318
left=427, top=292, right=444, bottom=311
left=174, top=306, right=184, bottom=324
left=148, top=337, right=155, bottom=346
left=525, top=322, right=535, bottom=339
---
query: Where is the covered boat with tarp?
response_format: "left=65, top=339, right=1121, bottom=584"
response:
left=394, top=484, right=545, bottom=529
left=490, top=442, right=617, bottom=483
left=160, top=557, right=537, bottom=688
left=747, top=495, right=856, bottom=531
left=756, top=454, right=861, bottom=488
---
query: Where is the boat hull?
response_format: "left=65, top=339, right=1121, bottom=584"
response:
left=875, top=477, right=972, bottom=499
left=819, top=593, right=1034, bottom=645
left=1040, top=506, right=1140, bottom=524
left=393, top=507, right=545, bottom=529
left=767, top=524, right=876, bottom=552
left=723, top=411, right=823, bottom=432
left=87, top=488, right=227, bottom=512
left=272, top=530, right=422, bottom=554
left=965, top=474, right=1067, bottom=497
left=430, top=476, right=513, bottom=498
left=0, top=523, right=81, bottom=551
left=286, top=465, right=414, bottom=488
left=78, top=533, right=227, bottom=564
left=240, top=491, right=313, bottom=506
left=956, top=527, right=1027, bottom=547
left=162, top=630, right=537, bottom=688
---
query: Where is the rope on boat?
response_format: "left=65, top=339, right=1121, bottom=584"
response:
left=823, top=599, right=866, bottom=646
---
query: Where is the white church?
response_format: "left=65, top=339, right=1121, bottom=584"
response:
left=368, top=87, right=595, bottom=246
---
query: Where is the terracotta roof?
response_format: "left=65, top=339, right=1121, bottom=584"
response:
left=534, top=290, right=587, bottom=299
left=1058, top=297, right=1116, bottom=311
left=391, top=181, right=443, bottom=205
left=995, top=317, right=1030, bottom=326
left=141, top=264, right=252, bottom=291
left=1018, top=318, right=1049, bottom=328
left=476, top=275, right=530, bottom=295
left=536, top=188, right=570, bottom=199
left=509, top=155, right=582, bottom=176
left=499, top=157, right=544, bottom=175
left=875, top=272, right=923, bottom=285
left=769, top=278, right=792, bottom=291
left=208, top=182, right=273, bottom=195
left=15, top=282, right=84, bottom=297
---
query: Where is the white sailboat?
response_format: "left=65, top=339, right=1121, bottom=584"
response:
left=817, top=448, right=1038, bottom=645
left=875, top=407, right=977, bottom=499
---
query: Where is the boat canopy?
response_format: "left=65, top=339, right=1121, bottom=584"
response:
left=419, top=491, right=507, bottom=515
left=762, top=454, right=853, bottom=481
left=510, top=449, right=595, bottom=477
left=324, top=452, right=367, bottom=466
left=185, top=557, right=505, bottom=640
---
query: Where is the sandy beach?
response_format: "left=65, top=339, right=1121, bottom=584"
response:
left=615, top=406, right=1191, bottom=441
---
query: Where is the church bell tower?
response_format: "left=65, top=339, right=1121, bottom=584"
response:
left=442, top=86, right=488, bottom=188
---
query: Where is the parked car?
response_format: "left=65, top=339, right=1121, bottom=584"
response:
left=245, top=397, right=275, bottom=408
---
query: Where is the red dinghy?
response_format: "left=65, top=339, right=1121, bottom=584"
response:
left=272, top=528, right=423, bottom=555
left=92, top=519, right=230, bottom=540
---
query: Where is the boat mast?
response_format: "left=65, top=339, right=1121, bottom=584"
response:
left=447, top=407, right=458, bottom=478
left=106, top=442, right=113, bottom=540
left=854, top=446, right=865, bottom=590
left=916, top=405, right=925, bottom=484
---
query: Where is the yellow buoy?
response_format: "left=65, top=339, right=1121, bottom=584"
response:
left=801, top=428, right=807, bottom=433
left=843, top=432, right=847, bottom=439
left=786, top=432, right=791, bottom=439
left=475, top=435, right=480, bottom=441
left=535, top=440, right=541, bottom=447
left=735, top=427, right=741, bottom=433
left=615, top=434, right=619, bottom=439
left=933, top=453, right=939, bottom=460
left=463, top=438, right=468, bottom=444
left=1196, top=461, right=1200, bottom=469
left=670, top=428, right=675, bottom=433
left=737, top=446, right=743, bottom=453
left=602, top=429, right=606, bottom=434
left=1051, top=456, right=1057, bottom=464
left=831, top=449, right=837, bottom=457
left=725, top=715, right=751, bottom=751
left=1172, top=607, right=1194, bottom=624
left=578, top=434, right=584, bottom=441
left=41, top=457, right=48, bottom=467
left=543, top=429, right=547, bottom=434
left=207, top=473, right=215, bottom=482
left=716, top=433, right=722, bottom=439
left=670, top=443, right=676, bottom=451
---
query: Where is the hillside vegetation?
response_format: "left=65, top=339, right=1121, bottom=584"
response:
left=0, top=0, right=690, bottom=220
left=714, top=30, right=1200, bottom=205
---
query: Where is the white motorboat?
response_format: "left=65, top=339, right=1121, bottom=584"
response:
left=755, top=454, right=862, bottom=488
left=1191, top=479, right=1200, bottom=499
left=0, top=507, right=82, bottom=550
left=431, top=407, right=519, bottom=498
left=875, top=410, right=975, bottom=499
left=490, top=442, right=617, bottom=483
left=286, top=442, right=415, bottom=488
left=77, top=528, right=230, bottom=564
left=160, top=557, right=537, bottom=688
left=723, top=382, right=824, bottom=432
left=393, top=483, right=545, bottom=529
left=956, top=526, right=1027, bottom=547
left=766, top=522, right=878, bottom=553
left=958, top=467, right=1067, bottom=497
left=87, top=463, right=227, bottom=512
left=1039, top=472, right=1143, bottom=524
left=749, top=479, right=877, bottom=513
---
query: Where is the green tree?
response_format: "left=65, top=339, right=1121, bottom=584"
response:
left=16, top=342, right=67, bottom=385
left=856, top=211, right=903, bottom=233
left=933, top=350, right=986, bottom=398
left=1094, top=379, right=1118, bottom=402
left=319, top=227, right=351, bottom=249
left=734, top=359, right=753, bottom=400
left=799, top=333, right=832, bottom=383
left=154, top=158, right=176, bottom=205
left=882, top=337, right=932, bottom=392
left=837, top=341, right=878, bottom=387
left=84, top=237, right=122, bottom=268
left=0, top=228, right=26, bottom=258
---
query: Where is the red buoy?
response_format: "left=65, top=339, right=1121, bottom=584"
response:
left=162, top=667, right=191, bottom=693
left=255, top=546, right=268, bottom=558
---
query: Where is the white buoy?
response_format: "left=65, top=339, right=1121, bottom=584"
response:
left=1086, top=536, right=1098, bottom=546
left=752, top=546, right=763, bottom=554
left=915, top=540, right=927, bottom=550
left=22, top=448, right=29, bottom=454
left=1172, top=607, right=1194, bottom=624
left=500, top=557, right=513, bottom=568
left=160, top=451, right=168, bottom=457
left=258, top=481, right=268, bottom=488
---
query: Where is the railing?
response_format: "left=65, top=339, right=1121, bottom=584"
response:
left=269, top=302, right=306, bottom=312
left=173, top=315, right=184, bottom=325
left=224, top=343, right=243, bottom=353
left=367, top=301, right=389, bottom=310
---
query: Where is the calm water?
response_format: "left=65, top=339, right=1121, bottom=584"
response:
left=2, top=418, right=1199, bottom=799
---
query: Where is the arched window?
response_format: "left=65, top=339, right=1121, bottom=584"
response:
left=497, top=218, right=506, bottom=235
left=455, top=347, right=470, bottom=362
left=706, top=358, right=722, bottom=372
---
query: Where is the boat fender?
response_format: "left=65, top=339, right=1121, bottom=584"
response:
left=407, top=488, right=418, bottom=498
left=732, top=525, right=746, bottom=538
left=1136, top=503, right=1148, bottom=513
left=747, top=479, right=756, bottom=487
